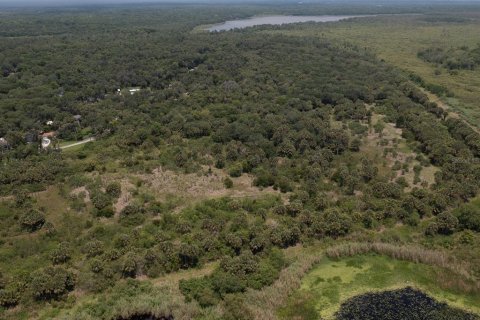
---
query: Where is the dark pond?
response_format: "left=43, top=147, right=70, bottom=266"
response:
left=115, top=313, right=173, bottom=320
left=207, top=15, right=372, bottom=32
left=335, top=287, right=479, bottom=320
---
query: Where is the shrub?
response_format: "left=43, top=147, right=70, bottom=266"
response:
left=253, top=171, right=275, bottom=188
left=90, top=259, right=104, bottom=273
left=179, top=277, right=218, bottom=307
left=313, top=208, right=352, bottom=238
left=82, top=240, right=104, bottom=257
left=455, top=204, right=480, bottom=232
left=371, top=182, right=402, bottom=199
left=436, top=212, right=459, bottom=235
left=179, top=244, right=200, bottom=269
left=106, top=182, right=122, bottom=198
left=30, top=266, right=75, bottom=300
left=228, top=163, right=243, bottom=178
left=222, top=294, right=253, bottom=320
left=286, top=201, right=303, bottom=217
left=425, top=223, right=439, bottom=236
left=20, top=210, right=45, bottom=232
left=122, top=253, right=138, bottom=278
left=50, top=242, right=72, bottom=264
left=91, top=191, right=112, bottom=211
left=223, top=177, right=234, bottom=189
left=119, top=204, right=145, bottom=226
left=0, top=287, right=20, bottom=308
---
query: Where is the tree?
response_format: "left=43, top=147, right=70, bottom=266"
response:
left=455, top=204, right=480, bottom=232
left=436, top=212, right=459, bottom=235
left=30, top=266, right=75, bottom=300
left=179, top=244, right=200, bottom=269
left=313, top=208, right=352, bottom=238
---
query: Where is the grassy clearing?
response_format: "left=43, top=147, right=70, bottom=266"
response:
left=279, top=254, right=480, bottom=320
left=362, top=113, right=438, bottom=189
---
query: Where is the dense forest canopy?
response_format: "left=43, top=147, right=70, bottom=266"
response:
left=1, top=3, right=480, bottom=320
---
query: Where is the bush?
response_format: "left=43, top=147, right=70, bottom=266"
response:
left=91, top=191, right=112, bottom=211
left=106, top=182, right=122, bottom=198
left=222, top=294, right=254, bottom=320
left=119, top=204, right=145, bottom=226
left=224, top=177, right=234, bottom=189
left=425, top=223, right=439, bottom=236
left=313, top=208, right=352, bottom=238
left=122, top=253, right=138, bottom=278
left=179, top=243, right=200, bottom=269
left=436, top=212, right=459, bottom=235
left=228, top=163, right=243, bottom=178
left=82, top=240, right=104, bottom=257
left=179, top=277, right=218, bottom=307
left=455, top=204, right=480, bottom=232
left=50, top=242, right=72, bottom=264
left=20, top=210, right=45, bottom=232
left=30, top=266, right=75, bottom=300
left=0, top=287, right=20, bottom=308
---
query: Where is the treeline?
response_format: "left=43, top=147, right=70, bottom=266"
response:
left=418, top=45, right=480, bottom=70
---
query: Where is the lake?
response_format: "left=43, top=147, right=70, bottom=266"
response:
left=207, top=15, right=371, bottom=32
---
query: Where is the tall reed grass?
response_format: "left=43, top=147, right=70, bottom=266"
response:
left=326, top=242, right=478, bottom=284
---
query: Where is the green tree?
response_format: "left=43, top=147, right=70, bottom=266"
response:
left=30, top=266, right=75, bottom=300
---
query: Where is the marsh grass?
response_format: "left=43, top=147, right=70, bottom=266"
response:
left=326, top=242, right=476, bottom=284
left=280, top=254, right=480, bottom=320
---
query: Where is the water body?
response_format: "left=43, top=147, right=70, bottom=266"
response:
left=207, top=15, right=371, bottom=32
left=336, top=287, right=479, bottom=320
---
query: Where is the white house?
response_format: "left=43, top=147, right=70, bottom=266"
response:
left=41, top=137, right=51, bottom=149
left=46, top=120, right=54, bottom=126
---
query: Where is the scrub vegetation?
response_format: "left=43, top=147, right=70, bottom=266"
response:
left=1, top=2, right=480, bottom=320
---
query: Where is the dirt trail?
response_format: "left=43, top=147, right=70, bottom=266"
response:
left=147, top=262, right=218, bottom=287
left=60, top=137, right=95, bottom=149
left=424, top=91, right=480, bottom=135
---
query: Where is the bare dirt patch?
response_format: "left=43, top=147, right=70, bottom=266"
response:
left=114, top=180, right=135, bottom=217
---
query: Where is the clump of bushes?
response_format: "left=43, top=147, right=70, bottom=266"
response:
left=19, top=209, right=45, bottom=232
left=179, top=249, right=285, bottom=308
left=50, top=242, right=72, bottom=264
left=30, top=266, right=75, bottom=300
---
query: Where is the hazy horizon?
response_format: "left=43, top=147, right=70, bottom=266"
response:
left=2, top=0, right=480, bottom=8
